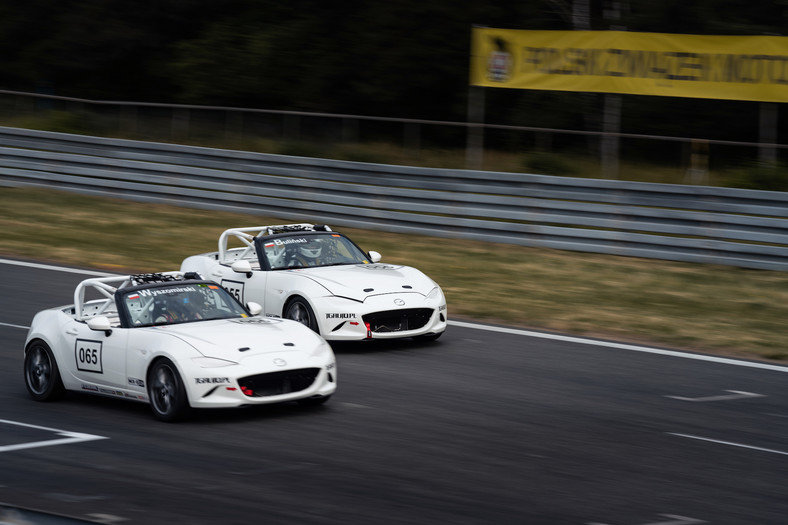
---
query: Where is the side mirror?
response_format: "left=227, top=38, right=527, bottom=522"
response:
left=231, top=260, right=253, bottom=277
left=246, top=302, right=262, bottom=316
left=87, top=316, right=113, bottom=336
left=368, top=251, right=382, bottom=263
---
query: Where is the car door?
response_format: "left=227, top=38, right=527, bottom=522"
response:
left=214, top=266, right=274, bottom=314
left=206, top=264, right=247, bottom=303
left=63, top=321, right=129, bottom=391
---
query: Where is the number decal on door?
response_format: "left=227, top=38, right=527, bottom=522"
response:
left=221, top=279, right=245, bottom=303
left=75, top=339, right=103, bottom=373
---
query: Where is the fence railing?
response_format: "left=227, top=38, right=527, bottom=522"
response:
left=1, top=125, right=787, bottom=270
left=1, top=88, right=785, bottom=178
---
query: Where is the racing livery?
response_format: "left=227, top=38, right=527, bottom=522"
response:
left=180, top=224, right=447, bottom=342
left=24, top=272, right=336, bottom=421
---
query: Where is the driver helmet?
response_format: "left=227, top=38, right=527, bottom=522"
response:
left=299, top=239, right=322, bottom=259
left=183, top=291, right=202, bottom=310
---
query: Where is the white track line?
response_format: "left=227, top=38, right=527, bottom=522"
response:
left=3, top=258, right=787, bottom=374
left=0, top=419, right=108, bottom=453
left=0, top=322, right=29, bottom=330
left=667, top=432, right=788, bottom=457
left=448, top=321, right=788, bottom=373
left=0, top=258, right=114, bottom=276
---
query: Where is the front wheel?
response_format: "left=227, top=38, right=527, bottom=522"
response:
left=24, top=340, right=65, bottom=401
left=147, top=358, right=190, bottom=422
left=284, top=297, right=319, bottom=334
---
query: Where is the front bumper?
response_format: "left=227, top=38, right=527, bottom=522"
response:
left=317, top=294, right=448, bottom=341
left=185, top=356, right=336, bottom=409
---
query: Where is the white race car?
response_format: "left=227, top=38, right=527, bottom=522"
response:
left=23, top=272, right=336, bottom=421
left=180, top=224, right=447, bottom=342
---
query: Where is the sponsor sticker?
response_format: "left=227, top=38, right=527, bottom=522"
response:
left=360, top=264, right=399, bottom=270
left=195, top=377, right=230, bottom=384
left=234, top=317, right=280, bottom=324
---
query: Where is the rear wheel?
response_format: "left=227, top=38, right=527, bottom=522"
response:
left=284, top=297, right=319, bottom=334
left=147, top=358, right=189, bottom=422
left=24, top=340, right=65, bottom=401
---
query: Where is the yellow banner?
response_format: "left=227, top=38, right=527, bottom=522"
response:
left=470, top=28, right=788, bottom=102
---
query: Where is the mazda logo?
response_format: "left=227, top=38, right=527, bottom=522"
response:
left=273, top=358, right=287, bottom=367
left=394, top=299, right=406, bottom=306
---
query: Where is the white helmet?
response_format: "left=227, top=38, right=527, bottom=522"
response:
left=299, top=240, right=322, bottom=259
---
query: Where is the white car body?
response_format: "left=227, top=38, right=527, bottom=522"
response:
left=23, top=272, right=336, bottom=421
left=180, top=224, right=447, bottom=341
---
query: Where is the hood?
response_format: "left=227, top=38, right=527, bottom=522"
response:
left=292, top=263, right=438, bottom=301
left=154, top=317, right=323, bottom=361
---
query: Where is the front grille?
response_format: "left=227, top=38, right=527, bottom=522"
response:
left=363, top=308, right=433, bottom=333
left=238, top=368, right=320, bottom=397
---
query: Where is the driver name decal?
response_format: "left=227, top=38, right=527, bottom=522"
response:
left=273, top=237, right=308, bottom=245
left=136, top=285, right=199, bottom=297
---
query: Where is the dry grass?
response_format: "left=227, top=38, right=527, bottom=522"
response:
left=1, top=186, right=787, bottom=362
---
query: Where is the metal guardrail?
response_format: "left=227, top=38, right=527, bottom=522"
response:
left=1, top=125, right=787, bottom=270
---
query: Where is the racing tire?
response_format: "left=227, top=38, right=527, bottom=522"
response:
left=24, top=340, right=65, bottom=401
left=147, top=358, right=190, bottom=422
left=298, top=395, right=331, bottom=407
left=284, top=297, right=319, bottom=334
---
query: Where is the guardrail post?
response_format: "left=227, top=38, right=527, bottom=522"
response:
left=759, top=102, right=778, bottom=167
left=404, top=123, right=420, bottom=155
left=225, top=109, right=244, bottom=141
left=171, top=108, right=190, bottom=141
left=686, top=139, right=709, bottom=184
left=601, top=93, right=621, bottom=179
left=284, top=114, right=300, bottom=141
left=342, top=118, right=358, bottom=143
left=120, top=105, right=137, bottom=136
left=466, top=86, right=485, bottom=169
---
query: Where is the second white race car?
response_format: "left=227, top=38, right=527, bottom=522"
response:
left=23, top=271, right=336, bottom=421
left=180, top=224, right=447, bottom=342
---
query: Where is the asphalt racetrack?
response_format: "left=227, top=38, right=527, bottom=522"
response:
left=1, top=259, right=787, bottom=525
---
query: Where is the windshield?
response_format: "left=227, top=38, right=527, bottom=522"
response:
left=261, top=233, right=370, bottom=269
left=121, top=282, right=249, bottom=326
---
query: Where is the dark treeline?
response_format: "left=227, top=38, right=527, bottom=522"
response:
left=1, top=0, right=787, bottom=141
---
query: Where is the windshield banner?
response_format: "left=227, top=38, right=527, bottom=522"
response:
left=470, top=28, right=788, bottom=102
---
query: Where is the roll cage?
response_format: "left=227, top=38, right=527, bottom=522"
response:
left=72, top=272, right=204, bottom=325
left=216, top=224, right=332, bottom=265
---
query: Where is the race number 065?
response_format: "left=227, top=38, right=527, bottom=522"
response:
left=75, top=339, right=103, bottom=373
left=221, top=279, right=245, bottom=303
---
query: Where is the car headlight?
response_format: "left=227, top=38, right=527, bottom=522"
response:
left=192, top=357, right=238, bottom=368
left=426, top=286, right=442, bottom=300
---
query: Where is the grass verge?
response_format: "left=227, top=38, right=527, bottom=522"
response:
left=1, top=186, right=787, bottom=362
